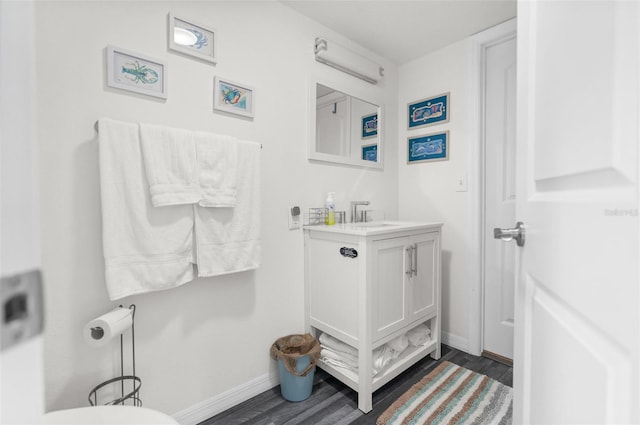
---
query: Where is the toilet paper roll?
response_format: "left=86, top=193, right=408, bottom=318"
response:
left=83, top=308, right=133, bottom=348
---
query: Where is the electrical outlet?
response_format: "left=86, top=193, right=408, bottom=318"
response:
left=455, top=173, right=468, bottom=192
left=288, top=206, right=301, bottom=230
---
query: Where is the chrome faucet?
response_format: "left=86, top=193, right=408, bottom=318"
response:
left=350, top=201, right=370, bottom=223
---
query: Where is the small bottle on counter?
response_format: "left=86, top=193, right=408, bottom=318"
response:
left=325, top=192, right=336, bottom=225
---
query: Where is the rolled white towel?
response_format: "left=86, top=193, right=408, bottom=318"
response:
left=387, top=334, right=409, bottom=353
left=373, top=345, right=396, bottom=371
left=407, top=324, right=431, bottom=347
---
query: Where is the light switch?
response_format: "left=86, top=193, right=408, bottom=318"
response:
left=455, top=173, right=468, bottom=192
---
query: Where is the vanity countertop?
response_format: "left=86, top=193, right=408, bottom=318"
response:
left=303, top=221, right=443, bottom=236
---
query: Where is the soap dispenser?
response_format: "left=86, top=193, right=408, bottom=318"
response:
left=325, top=192, right=336, bottom=225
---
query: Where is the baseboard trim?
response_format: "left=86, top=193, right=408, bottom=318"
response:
left=172, top=372, right=279, bottom=425
left=442, top=331, right=468, bottom=353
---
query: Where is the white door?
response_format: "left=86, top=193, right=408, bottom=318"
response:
left=316, top=94, right=350, bottom=156
left=483, top=31, right=517, bottom=362
left=0, top=0, right=46, bottom=423
left=513, top=1, right=639, bottom=423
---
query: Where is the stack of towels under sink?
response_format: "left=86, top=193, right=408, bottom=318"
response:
left=319, top=324, right=431, bottom=376
left=98, top=118, right=261, bottom=300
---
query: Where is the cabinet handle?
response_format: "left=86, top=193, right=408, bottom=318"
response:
left=412, top=244, right=418, bottom=276
left=406, top=246, right=413, bottom=275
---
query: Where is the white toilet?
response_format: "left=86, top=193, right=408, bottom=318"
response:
left=43, top=405, right=179, bottom=424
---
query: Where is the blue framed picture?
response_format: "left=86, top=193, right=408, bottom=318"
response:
left=408, top=93, right=449, bottom=129
left=362, top=144, right=377, bottom=162
left=407, top=131, right=449, bottom=164
left=361, top=113, right=378, bottom=139
left=213, top=76, right=255, bottom=118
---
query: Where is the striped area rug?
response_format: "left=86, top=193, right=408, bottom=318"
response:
left=377, top=361, right=512, bottom=425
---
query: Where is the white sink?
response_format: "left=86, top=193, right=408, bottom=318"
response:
left=304, top=220, right=442, bottom=236
left=354, top=221, right=398, bottom=227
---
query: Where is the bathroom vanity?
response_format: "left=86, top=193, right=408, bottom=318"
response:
left=303, top=221, right=442, bottom=413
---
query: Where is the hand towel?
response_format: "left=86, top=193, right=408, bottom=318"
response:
left=194, top=139, right=261, bottom=276
left=195, top=132, right=238, bottom=207
left=139, top=123, right=201, bottom=207
left=98, top=118, right=195, bottom=300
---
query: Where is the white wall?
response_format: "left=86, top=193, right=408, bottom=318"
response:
left=398, top=39, right=472, bottom=350
left=34, top=0, right=398, bottom=418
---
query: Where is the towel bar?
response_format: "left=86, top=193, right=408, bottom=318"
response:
left=94, top=121, right=262, bottom=149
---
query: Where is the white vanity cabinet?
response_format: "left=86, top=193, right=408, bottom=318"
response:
left=304, top=222, right=442, bottom=413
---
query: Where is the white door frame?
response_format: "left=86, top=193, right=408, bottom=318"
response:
left=467, top=18, right=517, bottom=356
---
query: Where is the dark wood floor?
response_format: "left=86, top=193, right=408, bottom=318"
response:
left=199, top=346, right=512, bottom=425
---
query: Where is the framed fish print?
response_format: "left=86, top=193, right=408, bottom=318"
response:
left=407, top=131, right=449, bottom=164
left=362, top=144, right=377, bottom=162
left=407, top=92, right=449, bottom=129
left=106, top=46, right=167, bottom=99
left=361, top=113, right=378, bottom=139
left=168, top=13, right=217, bottom=64
left=213, top=77, right=255, bottom=118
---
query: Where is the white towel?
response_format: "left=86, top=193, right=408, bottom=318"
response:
left=407, top=324, right=431, bottom=346
left=139, top=123, right=239, bottom=208
left=321, top=348, right=359, bottom=369
left=319, top=333, right=358, bottom=358
left=194, top=139, right=261, bottom=276
left=195, top=132, right=238, bottom=207
left=98, top=118, right=195, bottom=300
left=139, top=123, right=201, bottom=207
left=320, top=348, right=381, bottom=376
left=319, top=333, right=397, bottom=376
left=373, top=345, right=397, bottom=371
left=387, top=334, right=409, bottom=353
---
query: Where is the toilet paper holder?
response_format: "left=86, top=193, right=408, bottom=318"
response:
left=88, top=304, right=142, bottom=407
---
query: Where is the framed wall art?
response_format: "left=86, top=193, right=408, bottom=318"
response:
left=106, top=45, right=167, bottom=99
left=407, top=92, right=449, bottom=129
left=168, top=13, right=217, bottom=64
left=361, top=113, right=378, bottom=139
left=407, top=131, right=449, bottom=164
left=362, top=144, right=377, bottom=162
left=213, top=77, right=255, bottom=118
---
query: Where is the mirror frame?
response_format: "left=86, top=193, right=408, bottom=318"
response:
left=308, top=76, right=384, bottom=169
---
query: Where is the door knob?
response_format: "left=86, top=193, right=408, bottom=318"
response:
left=494, top=221, right=525, bottom=247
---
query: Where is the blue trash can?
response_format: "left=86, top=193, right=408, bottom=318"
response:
left=270, top=334, right=321, bottom=402
left=278, top=354, right=315, bottom=402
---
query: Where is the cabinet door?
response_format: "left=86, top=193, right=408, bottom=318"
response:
left=308, top=236, right=359, bottom=339
left=372, top=236, right=410, bottom=341
left=410, top=232, right=439, bottom=321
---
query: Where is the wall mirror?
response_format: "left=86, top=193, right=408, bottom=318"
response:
left=309, top=80, right=383, bottom=168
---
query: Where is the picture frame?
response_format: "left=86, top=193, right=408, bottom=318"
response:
left=213, top=77, right=255, bottom=118
left=106, top=45, right=167, bottom=99
left=407, top=131, right=449, bottom=164
left=407, top=92, right=449, bottom=129
left=168, top=13, right=217, bottom=64
left=362, top=144, right=378, bottom=162
left=361, top=113, right=378, bottom=139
